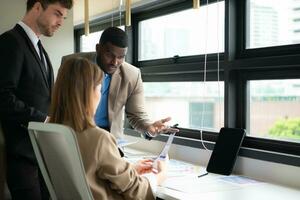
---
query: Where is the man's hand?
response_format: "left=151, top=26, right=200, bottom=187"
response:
left=146, top=117, right=179, bottom=137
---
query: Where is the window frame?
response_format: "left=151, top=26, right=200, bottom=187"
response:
left=132, top=0, right=225, bottom=75
left=74, top=0, right=300, bottom=167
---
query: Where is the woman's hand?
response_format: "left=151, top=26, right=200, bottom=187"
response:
left=154, top=160, right=167, bottom=185
left=134, top=159, right=154, bottom=175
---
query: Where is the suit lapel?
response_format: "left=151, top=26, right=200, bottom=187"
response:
left=108, top=68, right=121, bottom=123
left=15, top=25, right=50, bottom=89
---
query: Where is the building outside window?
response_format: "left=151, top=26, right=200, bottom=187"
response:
left=246, top=0, right=300, bottom=48
left=138, top=1, right=224, bottom=60
left=143, top=82, right=224, bottom=132
left=248, top=79, right=300, bottom=142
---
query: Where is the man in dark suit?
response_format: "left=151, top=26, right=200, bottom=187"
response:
left=0, top=0, right=73, bottom=199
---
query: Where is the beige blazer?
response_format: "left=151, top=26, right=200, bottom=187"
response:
left=62, top=52, right=151, bottom=138
left=76, top=127, right=155, bottom=200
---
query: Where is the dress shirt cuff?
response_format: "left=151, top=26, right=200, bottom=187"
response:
left=142, top=173, right=157, bottom=197
left=44, top=116, right=50, bottom=123
left=142, top=131, right=155, bottom=140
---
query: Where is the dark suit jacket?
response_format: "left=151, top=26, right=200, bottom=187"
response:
left=0, top=24, right=54, bottom=161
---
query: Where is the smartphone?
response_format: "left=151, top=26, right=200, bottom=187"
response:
left=206, top=128, right=246, bottom=175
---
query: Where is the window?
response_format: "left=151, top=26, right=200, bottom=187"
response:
left=80, top=26, right=125, bottom=52
left=248, top=79, right=300, bottom=143
left=143, top=82, right=224, bottom=132
left=189, top=102, right=214, bottom=130
left=74, top=0, right=300, bottom=166
left=80, top=31, right=103, bottom=52
left=246, top=0, right=300, bottom=49
left=138, top=1, right=224, bottom=61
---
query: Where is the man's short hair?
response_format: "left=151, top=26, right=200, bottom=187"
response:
left=100, top=27, right=128, bottom=48
left=27, top=0, right=73, bottom=11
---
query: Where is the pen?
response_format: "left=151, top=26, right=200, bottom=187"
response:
left=171, top=123, right=179, bottom=128
left=198, top=172, right=208, bottom=178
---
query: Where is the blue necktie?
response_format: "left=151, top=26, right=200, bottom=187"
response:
left=95, top=74, right=111, bottom=128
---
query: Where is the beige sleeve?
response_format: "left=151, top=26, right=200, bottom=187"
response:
left=125, top=69, right=152, bottom=133
left=96, top=133, right=155, bottom=200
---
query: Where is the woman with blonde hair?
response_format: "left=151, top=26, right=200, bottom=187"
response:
left=49, top=57, right=166, bottom=200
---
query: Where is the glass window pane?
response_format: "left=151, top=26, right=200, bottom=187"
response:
left=80, top=31, right=103, bottom=52
left=138, top=1, right=224, bottom=61
left=246, top=0, right=300, bottom=49
left=80, top=26, right=125, bottom=52
left=143, top=82, right=224, bottom=132
left=248, top=79, right=300, bottom=142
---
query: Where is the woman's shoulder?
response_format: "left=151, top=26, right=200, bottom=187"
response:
left=82, top=127, right=116, bottom=143
left=81, top=127, right=120, bottom=158
left=84, top=126, right=106, bottom=133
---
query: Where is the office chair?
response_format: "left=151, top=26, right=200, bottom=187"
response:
left=28, top=122, right=94, bottom=200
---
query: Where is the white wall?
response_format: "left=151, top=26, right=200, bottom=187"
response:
left=0, top=0, right=74, bottom=77
left=0, top=1, right=24, bottom=33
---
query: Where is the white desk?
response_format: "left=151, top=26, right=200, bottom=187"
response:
left=157, top=174, right=300, bottom=200
left=124, top=147, right=300, bottom=200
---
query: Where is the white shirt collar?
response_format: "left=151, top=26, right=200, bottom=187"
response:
left=18, top=21, right=39, bottom=46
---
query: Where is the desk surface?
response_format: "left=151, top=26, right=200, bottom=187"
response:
left=124, top=147, right=300, bottom=200
left=157, top=174, right=300, bottom=200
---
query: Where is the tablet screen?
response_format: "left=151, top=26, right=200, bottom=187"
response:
left=206, top=128, right=246, bottom=175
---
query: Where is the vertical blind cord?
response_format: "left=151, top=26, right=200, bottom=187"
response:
left=119, top=0, right=123, bottom=26
left=200, top=0, right=209, bottom=150
left=111, top=0, right=114, bottom=26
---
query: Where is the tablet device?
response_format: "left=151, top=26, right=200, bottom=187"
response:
left=206, top=128, right=246, bottom=175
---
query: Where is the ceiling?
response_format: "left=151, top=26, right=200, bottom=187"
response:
left=73, top=0, right=142, bottom=25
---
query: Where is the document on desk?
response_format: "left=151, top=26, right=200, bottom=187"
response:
left=167, top=159, right=207, bottom=177
left=153, top=132, right=176, bottom=169
left=219, top=175, right=262, bottom=187
left=117, top=138, right=137, bottom=148
left=162, top=175, right=239, bottom=193
left=162, top=174, right=264, bottom=194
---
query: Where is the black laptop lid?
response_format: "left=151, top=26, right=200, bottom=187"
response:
left=206, top=128, right=246, bottom=175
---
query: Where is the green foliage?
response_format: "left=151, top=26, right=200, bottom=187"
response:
left=269, top=118, right=300, bottom=139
